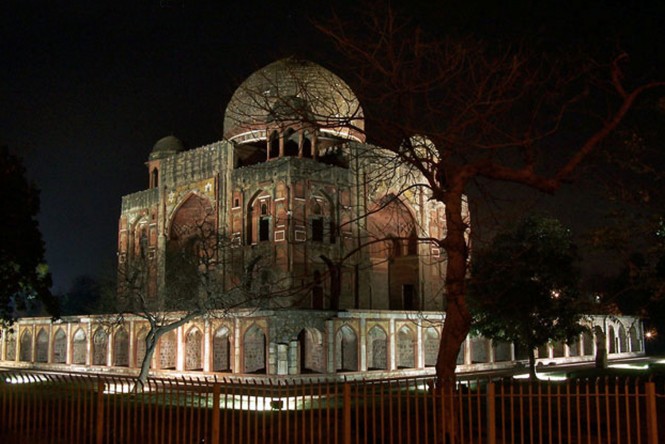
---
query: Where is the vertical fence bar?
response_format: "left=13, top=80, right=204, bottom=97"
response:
left=211, top=382, right=220, bottom=444
left=96, top=379, right=104, bottom=444
left=343, top=382, right=351, bottom=444
left=487, top=382, right=496, bottom=444
left=645, top=382, right=658, bottom=444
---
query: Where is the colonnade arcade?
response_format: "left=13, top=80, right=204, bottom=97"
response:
left=0, top=314, right=644, bottom=377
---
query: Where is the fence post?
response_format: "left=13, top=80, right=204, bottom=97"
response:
left=486, top=382, right=496, bottom=444
left=343, top=383, right=351, bottom=444
left=211, top=383, right=221, bottom=444
left=96, top=379, right=105, bottom=444
left=645, top=382, right=659, bottom=444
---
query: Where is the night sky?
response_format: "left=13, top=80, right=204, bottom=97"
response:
left=2, top=0, right=664, bottom=293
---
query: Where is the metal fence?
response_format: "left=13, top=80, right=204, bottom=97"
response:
left=0, top=371, right=662, bottom=443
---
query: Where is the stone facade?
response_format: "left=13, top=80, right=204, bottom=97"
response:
left=0, top=58, right=646, bottom=378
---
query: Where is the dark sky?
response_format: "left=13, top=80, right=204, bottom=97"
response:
left=1, top=0, right=664, bottom=293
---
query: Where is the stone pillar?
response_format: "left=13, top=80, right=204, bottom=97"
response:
left=30, top=324, right=37, bottom=363
left=203, top=319, right=211, bottom=372
left=416, top=322, right=424, bottom=368
left=326, top=320, right=335, bottom=373
left=107, top=328, right=114, bottom=366
left=389, top=318, right=396, bottom=371
left=66, top=323, right=73, bottom=365
left=277, top=343, right=289, bottom=375
left=47, top=323, right=54, bottom=364
left=359, top=318, right=367, bottom=371
left=128, top=321, right=136, bottom=368
left=464, top=336, right=471, bottom=365
left=86, top=322, right=93, bottom=366
left=0, top=327, right=4, bottom=361
left=488, top=339, right=495, bottom=364
left=268, top=342, right=277, bottom=375
left=233, top=319, right=241, bottom=374
left=176, top=325, right=185, bottom=371
left=288, top=340, right=299, bottom=375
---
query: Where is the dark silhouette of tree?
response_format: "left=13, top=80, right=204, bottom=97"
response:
left=469, top=215, right=586, bottom=379
left=316, top=5, right=665, bottom=383
left=59, top=275, right=102, bottom=316
left=0, top=146, right=58, bottom=324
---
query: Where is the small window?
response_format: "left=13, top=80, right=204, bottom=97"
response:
left=259, top=217, right=270, bottom=241
left=151, top=169, right=159, bottom=188
left=234, top=198, right=239, bottom=207
left=312, top=218, right=324, bottom=242
left=403, top=284, right=417, bottom=310
left=261, top=203, right=268, bottom=215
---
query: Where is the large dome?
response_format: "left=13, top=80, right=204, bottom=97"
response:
left=223, top=58, right=365, bottom=144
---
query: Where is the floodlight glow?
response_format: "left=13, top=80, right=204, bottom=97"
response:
left=4, top=374, right=47, bottom=384
left=219, top=394, right=326, bottom=411
left=609, top=363, right=649, bottom=370
left=103, top=382, right=135, bottom=394
left=513, top=373, right=567, bottom=381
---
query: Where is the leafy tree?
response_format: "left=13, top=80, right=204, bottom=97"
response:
left=469, top=216, right=587, bottom=379
left=317, top=5, right=664, bottom=384
left=0, top=146, right=58, bottom=324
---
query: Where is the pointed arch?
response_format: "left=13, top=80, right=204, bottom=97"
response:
left=135, top=328, right=148, bottom=368
left=36, top=328, right=49, bottom=363
left=243, top=324, right=266, bottom=374
left=185, top=326, right=203, bottom=371
left=298, top=328, right=325, bottom=373
left=92, top=328, right=109, bottom=366
left=247, top=190, right=272, bottom=244
left=367, top=194, right=420, bottom=309
left=53, top=328, right=67, bottom=363
left=72, top=328, right=87, bottom=365
left=397, top=325, right=416, bottom=368
left=159, top=330, right=177, bottom=370
left=113, top=328, right=129, bottom=367
left=212, top=326, right=232, bottom=372
left=6, top=331, right=17, bottom=361
left=367, top=325, right=388, bottom=370
left=336, top=325, right=358, bottom=372
left=19, top=330, right=32, bottom=362
left=618, top=325, right=628, bottom=353
left=608, top=326, right=617, bottom=354
left=424, top=327, right=439, bottom=367
left=309, top=190, right=335, bottom=244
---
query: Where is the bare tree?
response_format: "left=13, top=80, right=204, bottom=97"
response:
left=314, top=6, right=665, bottom=383
left=113, top=208, right=261, bottom=385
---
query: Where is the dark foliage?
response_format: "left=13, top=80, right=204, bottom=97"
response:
left=469, top=215, right=587, bottom=376
left=0, top=146, right=58, bottom=323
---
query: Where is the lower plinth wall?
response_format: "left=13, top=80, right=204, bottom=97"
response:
left=0, top=310, right=644, bottom=379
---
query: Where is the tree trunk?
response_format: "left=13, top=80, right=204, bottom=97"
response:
left=594, top=325, right=608, bottom=369
left=136, top=330, right=158, bottom=387
left=528, top=347, right=537, bottom=380
left=435, top=189, right=472, bottom=384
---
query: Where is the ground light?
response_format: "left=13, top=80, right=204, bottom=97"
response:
left=512, top=373, right=568, bottom=381
left=4, top=374, right=48, bottom=384
left=608, top=363, right=650, bottom=371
